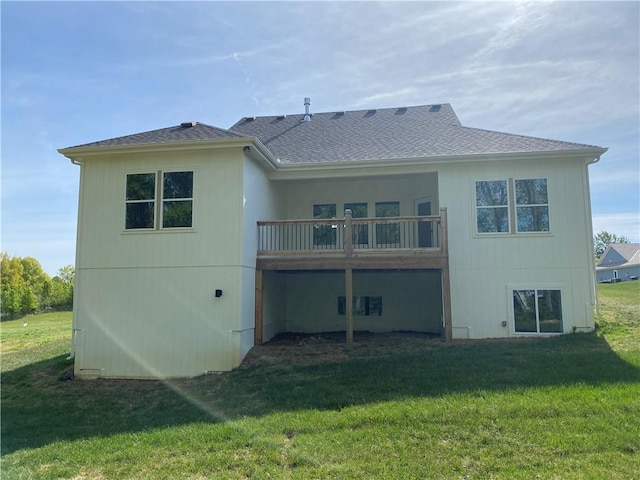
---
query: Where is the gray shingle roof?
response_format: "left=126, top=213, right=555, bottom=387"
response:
left=598, top=243, right=640, bottom=268
left=66, top=122, right=248, bottom=149
left=230, top=103, right=604, bottom=164
left=61, top=104, right=605, bottom=164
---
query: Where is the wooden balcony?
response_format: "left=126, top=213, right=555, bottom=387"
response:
left=256, top=207, right=449, bottom=271
left=254, top=208, right=452, bottom=344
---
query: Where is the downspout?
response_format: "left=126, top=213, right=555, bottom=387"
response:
left=585, top=155, right=601, bottom=317
left=66, top=156, right=83, bottom=360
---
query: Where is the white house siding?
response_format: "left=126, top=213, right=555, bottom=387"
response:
left=283, top=270, right=442, bottom=334
left=239, top=155, right=285, bottom=353
left=76, top=267, right=241, bottom=377
left=282, top=173, right=439, bottom=219
left=439, top=156, right=596, bottom=339
left=74, top=148, right=248, bottom=378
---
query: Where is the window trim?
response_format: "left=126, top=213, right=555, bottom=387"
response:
left=474, top=177, right=551, bottom=236
left=514, top=178, right=550, bottom=234
left=124, top=172, right=157, bottom=230
left=507, top=284, right=565, bottom=335
left=475, top=179, right=511, bottom=235
left=124, top=169, right=195, bottom=232
left=160, top=170, right=194, bottom=229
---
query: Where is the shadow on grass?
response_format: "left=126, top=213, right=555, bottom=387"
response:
left=2, top=333, right=639, bottom=455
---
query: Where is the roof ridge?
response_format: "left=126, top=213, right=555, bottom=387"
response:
left=237, top=103, right=455, bottom=121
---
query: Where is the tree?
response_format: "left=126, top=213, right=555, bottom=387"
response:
left=20, top=257, right=50, bottom=310
left=49, top=266, right=74, bottom=308
left=1, top=253, right=74, bottom=317
left=1, top=253, right=27, bottom=317
left=57, top=265, right=75, bottom=285
left=593, top=231, right=630, bottom=260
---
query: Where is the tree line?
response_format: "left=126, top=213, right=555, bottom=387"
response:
left=1, top=253, right=74, bottom=318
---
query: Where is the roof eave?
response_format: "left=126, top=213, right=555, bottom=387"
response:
left=243, top=137, right=280, bottom=170
left=58, top=137, right=254, bottom=157
left=269, top=148, right=608, bottom=180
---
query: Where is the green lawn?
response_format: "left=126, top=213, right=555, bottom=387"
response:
left=1, top=283, right=639, bottom=479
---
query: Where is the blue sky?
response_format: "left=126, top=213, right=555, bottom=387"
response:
left=2, top=1, right=639, bottom=275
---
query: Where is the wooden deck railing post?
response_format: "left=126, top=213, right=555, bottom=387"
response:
left=439, top=207, right=452, bottom=342
left=255, top=269, right=263, bottom=345
left=344, top=209, right=353, bottom=257
left=344, top=209, right=354, bottom=343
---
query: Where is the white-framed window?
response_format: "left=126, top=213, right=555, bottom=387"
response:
left=475, top=178, right=549, bottom=234
left=515, top=179, right=549, bottom=233
left=125, top=170, right=193, bottom=230
left=475, top=180, right=509, bottom=233
left=512, top=289, right=563, bottom=334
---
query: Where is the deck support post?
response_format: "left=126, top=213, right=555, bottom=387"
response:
left=440, top=207, right=452, bottom=342
left=255, top=269, right=263, bottom=345
left=344, top=209, right=354, bottom=343
left=345, top=268, right=353, bottom=343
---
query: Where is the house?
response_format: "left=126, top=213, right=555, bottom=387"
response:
left=58, top=100, right=607, bottom=379
left=596, top=243, right=640, bottom=282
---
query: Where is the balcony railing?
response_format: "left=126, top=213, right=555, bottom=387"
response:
left=257, top=208, right=448, bottom=257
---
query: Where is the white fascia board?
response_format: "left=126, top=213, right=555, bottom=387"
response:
left=269, top=148, right=608, bottom=181
left=244, top=137, right=280, bottom=170
left=58, top=137, right=280, bottom=170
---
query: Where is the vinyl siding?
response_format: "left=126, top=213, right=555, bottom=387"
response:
left=439, top=156, right=596, bottom=338
left=74, top=147, right=247, bottom=378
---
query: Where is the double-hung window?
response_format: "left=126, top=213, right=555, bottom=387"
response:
left=514, top=179, right=549, bottom=233
left=125, top=171, right=193, bottom=230
left=475, top=180, right=509, bottom=233
left=475, top=178, right=549, bottom=234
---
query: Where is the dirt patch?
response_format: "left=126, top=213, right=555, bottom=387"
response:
left=238, top=331, right=442, bottom=369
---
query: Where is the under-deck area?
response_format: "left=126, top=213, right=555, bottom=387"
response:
left=254, top=208, right=452, bottom=344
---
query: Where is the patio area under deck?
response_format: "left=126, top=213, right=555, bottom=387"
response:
left=254, top=208, right=452, bottom=345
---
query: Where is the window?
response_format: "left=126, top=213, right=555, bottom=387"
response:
left=313, top=204, right=336, bottom=247
left=338, top=296, right=383, bottom=316
left=126, top=173, right=156, bottom=229
left=476, top=180, right=509, bottom=233
left=515, top=179, right=548, bottom=233
left=476, top=178, right=549, bottom=234
left=513, top=289, right=563, bottom=333
left=345, top=202, right=368, bottom=246
left=125, top=171, right=193, bottom=230
left=375, top=201, right=400, bottom=246
left=162, top=171, right=193, bottom=228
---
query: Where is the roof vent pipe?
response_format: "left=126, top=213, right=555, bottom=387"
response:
left=303, top=97, right=311, bottom=122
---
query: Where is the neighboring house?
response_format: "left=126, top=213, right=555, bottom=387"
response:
left=596, top=243, right=640, bottom=283
left=58, top=100, right=607, bottom=379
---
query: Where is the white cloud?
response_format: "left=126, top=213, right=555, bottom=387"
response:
left=592, top=213, right=640, bottom=243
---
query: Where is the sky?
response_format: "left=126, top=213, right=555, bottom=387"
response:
left=2, top=0, right=639, bottom=275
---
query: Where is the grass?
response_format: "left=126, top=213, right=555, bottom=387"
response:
left=1, top=283, right=639, bottom=479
